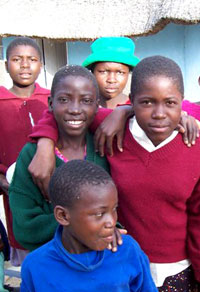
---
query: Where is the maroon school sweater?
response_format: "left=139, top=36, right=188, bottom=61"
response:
left=0, top=84, right=49, bottom=248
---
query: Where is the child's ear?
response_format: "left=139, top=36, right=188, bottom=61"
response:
left=5, top=61, right=8, bottom=73
left=54, top=206, right=70, bottom=226
left=48, top=96, right=53, bottom=112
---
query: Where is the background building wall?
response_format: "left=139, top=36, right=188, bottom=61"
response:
left=1, top=23, right=200, bottom=101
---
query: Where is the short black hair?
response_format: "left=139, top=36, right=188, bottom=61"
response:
left=49, top=160, right=113, bottom=208
left=130, top=55, right=184, bottom=102
left=51, top=65, right=99, bottom=99
left=6, top=37, right=42, bottom=60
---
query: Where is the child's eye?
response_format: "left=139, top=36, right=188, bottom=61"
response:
left=58, top=97, right=69, bottom=103
left=113, top=205, right=118, bottom=212
left=142, top=100, right=152, bottom=105
left=12, top=57, right=20, bottom=62
left=95, top=212, right=104, bottom=217
left=30, top=57, right=38, bottom=62
left=98, top=70, right=107, bottom=74
left=166, top=100, right=176, bottom=105
left=82, top=98, right=94, bottom=105
left=117, top=71, right=125, bottom=75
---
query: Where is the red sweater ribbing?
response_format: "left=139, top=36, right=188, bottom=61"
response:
left=0, top=84, right=49, bottom=248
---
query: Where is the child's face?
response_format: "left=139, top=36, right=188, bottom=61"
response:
left=49, top=76, right=98, bottom=138
left=132, top=76, right=183, bottom=146
left=93, top=62, right=129, bottom=100
left=6, top=45, right=42, bottom=87
left=66, top=182, right=118, bottom=253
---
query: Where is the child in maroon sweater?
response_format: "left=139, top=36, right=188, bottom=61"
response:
left=0, top=37, right=49, bottom=269
left=29, top=56, right=200, bottom=291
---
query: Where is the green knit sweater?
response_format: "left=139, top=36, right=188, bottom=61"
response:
left=9, top=132, right=109, bottom=251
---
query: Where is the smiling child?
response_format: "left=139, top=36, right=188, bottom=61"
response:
left=9, top=65, right=110, bottom=252
left=20, top=160, right=157, bottom=292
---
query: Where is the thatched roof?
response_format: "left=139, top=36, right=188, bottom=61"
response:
left=1, top=0, right=200, bottom=40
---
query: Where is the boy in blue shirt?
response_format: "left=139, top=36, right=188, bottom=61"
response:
left=21, top=160, right=156, bottom=292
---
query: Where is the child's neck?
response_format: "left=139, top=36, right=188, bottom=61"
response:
left=100, top=93, right=129, bottom=109
left=62, top=227, right=90, bottom=254
left=10, top=83, right=36, bottom=98
left=56, top=134, right=86, bottom=161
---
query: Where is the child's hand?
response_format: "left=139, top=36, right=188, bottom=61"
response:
left=94, top=105, right=134, bottom=157
left=107, top=227, right=127, bottom=252
left=0, top=174, right=9, bottom=193
left=177, top=111, right=200, bottom=147
left=28, top=138, right=55, bottom=201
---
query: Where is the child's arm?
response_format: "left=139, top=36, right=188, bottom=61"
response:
left=0, top=163, right=9, bottom=193
left=29, top=109, right=58, bottom=143
left=187, top=179, right=200, bottom=282
left=0, top=174, right=9, bottom=193
left=127, top=238, right=157, bottom=292
left=9, top=143, right=58, bottom=251
left=28, top=107, right=133, bottom=197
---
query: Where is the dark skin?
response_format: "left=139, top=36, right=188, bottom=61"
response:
left=93, top=62, right=130, bottom=109
left=0, top=45, right=42, bottom=193
left=29, top=74, right=126, bottom=251
left=28, top=104, right=199, bottom=197
left=94, top=104, right=200, bottom=157
left=55, top=182, right=118, bottom=254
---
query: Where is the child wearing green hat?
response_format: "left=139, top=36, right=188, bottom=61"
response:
left=82, top=37, right=139, bottom=109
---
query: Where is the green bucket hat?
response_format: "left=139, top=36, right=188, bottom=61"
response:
left=82, top=37, right=140, bottom=68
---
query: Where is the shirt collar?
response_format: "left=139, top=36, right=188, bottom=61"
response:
left=129, top=116, right=178, bottom=152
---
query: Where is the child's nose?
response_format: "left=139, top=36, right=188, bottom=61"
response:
left=67, top=100, right=81, bottom=114
left=104, top=214, right=116, bottom=229
left=21, top=59, right=30, bottom=68
left=152, top=105, right=166, bottom=119
left=107, top=72, right=117, bottom=83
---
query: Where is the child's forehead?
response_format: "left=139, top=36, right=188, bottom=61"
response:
left=75, top=182, right=118, bottom=206
left=61, top=75, right=95, bottom=88
left=9, top=45, right=40, bottom=57
left=140, top=75, right=179, bottom=89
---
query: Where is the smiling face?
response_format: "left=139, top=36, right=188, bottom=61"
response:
left=64, top=182, right=118, bottom=253
left=6, top=45, right=42, bottom=87
left=49, top=75, right=98, bottom=139
left=93, top=62, right=129, bottom=100
left=132, top=76, right=183, bottom=146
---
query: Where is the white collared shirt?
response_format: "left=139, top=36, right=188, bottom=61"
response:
left=129, top=117, right=190, bottom=287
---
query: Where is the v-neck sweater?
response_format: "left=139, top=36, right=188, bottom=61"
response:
left=106, top=122, right=200, bottom=280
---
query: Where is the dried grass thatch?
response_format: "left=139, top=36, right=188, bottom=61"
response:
left=1, top=0, right=200, bottom=40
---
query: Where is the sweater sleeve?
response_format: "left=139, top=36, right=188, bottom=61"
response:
left=29, top=109, right=58, bottom=143
left=89, top=108, right=112, bottom=133
left=29, top=108, right=112, bottom=142
left=182, top=100, right=200, bottom=121
left=9, top=143, right=58, bottom=251
left=187, top=179, right=200, bottom=282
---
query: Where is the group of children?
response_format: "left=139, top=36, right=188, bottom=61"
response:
left=0, top=36, right=200, bottom=291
